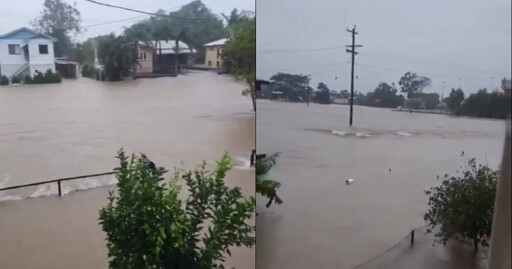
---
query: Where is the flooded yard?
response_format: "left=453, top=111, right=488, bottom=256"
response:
left=0, top=71, right=255, bottom=269
left=256, top=100, right=505, bottom=269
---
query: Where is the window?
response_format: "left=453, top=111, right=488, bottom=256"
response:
left=217, top=47, right=220, bottom=59
left=208, top=60, right=212, bottom=66
left=39, top=44, right=48, bottom=54
left=144, top=52, right=147, bottom=60
left=8, top=44, right=20, bottom=55
left=216, top=61, right=220, bottom=67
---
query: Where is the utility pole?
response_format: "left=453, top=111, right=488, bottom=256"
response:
left=306, top=80, right=310, bottom=106
left=490, top=76, right=495, bottom=90
left=458, top=78, right=462, bottom=89
left=441, top=81, right=445, bottom=100
left=346, top=25, right=362, bottom=126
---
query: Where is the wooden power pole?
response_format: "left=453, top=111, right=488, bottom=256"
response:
left=306, top=80, right=310, bottom=106
left=346, top=25, right=362, bottom=126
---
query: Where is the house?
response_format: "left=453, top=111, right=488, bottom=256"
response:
left=0, top=27, right=56, bottom=78
left=135, top=40, right=195, bottom=76
left=204, top=38, right=228, bottom=69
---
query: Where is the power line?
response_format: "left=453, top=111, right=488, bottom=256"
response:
left=82, top=5, right=185, bottom=29
left=257, top=46, right=344, bottom=54
left=84, top=0, right=221, bottom=21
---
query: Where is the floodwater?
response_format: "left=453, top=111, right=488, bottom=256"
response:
left=256, top=100, right=506, bottom=269
left=0, top=71, right=255, bottom=269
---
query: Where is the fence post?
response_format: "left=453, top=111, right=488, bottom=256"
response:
left=410, top=230, right=415, bottom=247
left=58, top=181, right=62, bottom=196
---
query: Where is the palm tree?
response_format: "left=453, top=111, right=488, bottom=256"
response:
left=221, top=8, right=249, bottom=27
left=256, top=152, right=283, bottom=208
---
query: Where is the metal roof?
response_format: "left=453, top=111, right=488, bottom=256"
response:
left=0, top=27, right=57, bottom=42
left=204, top=38, right=228, bottom=47
left=138, top=40, right=195, bottom=54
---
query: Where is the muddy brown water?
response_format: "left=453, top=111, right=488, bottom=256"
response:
left=256, top=100, right=505, bottom=269
left=0, top=71, right=255, bottom=269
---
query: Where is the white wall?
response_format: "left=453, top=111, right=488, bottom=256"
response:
left=28, top=38, right=55, bottom=76
left=135, top=47, right=153, bottom=73
left=0, top=39, right=28, bottom=77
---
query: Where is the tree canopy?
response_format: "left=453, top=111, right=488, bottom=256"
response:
left=269, top=73, right=311, bottom=102
left=315, top=82, right=331, bottom=104
left=222, top=17, right=256, bottom=111
left=444, top=88, right=465, bottom=114
left=360, top=82, right=404, bottom=108
left=31, top=0, right=82, bottom=57
left=398, top=72, right=432, bottom=99
left=424, top=154, right=497, bottom=251
left=122, top=1, right=227, bottom=63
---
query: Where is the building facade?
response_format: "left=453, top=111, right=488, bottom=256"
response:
left=204, top=38, right=228, bottom=69
left=0, top=27, right=56, bottom=78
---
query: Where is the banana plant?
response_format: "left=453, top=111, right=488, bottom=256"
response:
left=256, top=152, right=283, bottom=208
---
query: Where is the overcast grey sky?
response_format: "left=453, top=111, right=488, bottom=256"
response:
left=257, top=0, right=511, bottom=95
left=1, top=0, right=254, bottom=40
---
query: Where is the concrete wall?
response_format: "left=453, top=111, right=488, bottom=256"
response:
left=204, top=45, right=223, bottom=68
left=136, top=47, right=153, bottom=73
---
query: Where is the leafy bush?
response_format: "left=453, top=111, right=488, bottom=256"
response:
left=256, top=152, right=283, bottom=208
left=424, top=153, right=497, bottom=251
left=32, top=71, right=45, bottom=84
left=81, top=63, right=91, bottom=78
left=44, top=69, right=61, bottom=83
left=0, top=75, right=9, bottom=85
left=11, top=76, right=21, bottom=84
left=24, top=75, right=33, bottom=84
left=99, top=150, right=255, bottom=269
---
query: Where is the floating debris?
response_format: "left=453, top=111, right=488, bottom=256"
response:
left=346, top=178, right=354, bottom=185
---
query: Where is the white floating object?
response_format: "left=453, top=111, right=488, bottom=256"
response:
left=346, top=178, right=354, bottom=185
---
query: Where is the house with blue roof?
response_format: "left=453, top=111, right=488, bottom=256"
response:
left=0, top=27, right=57, bottom=78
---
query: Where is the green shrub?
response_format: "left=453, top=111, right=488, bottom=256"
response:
left=81, top=64, right=91, bottom=78
left=24, top=75, right=33, bottom=84
left=424, top=153, right=497, bottom=251
left=44, top=69, right=61, bottom=83
left=11, top=76, right=21, bottom=84
left=0, top=75, right=9, bottom=85
left=33, top=71, right=45, bottom=84
left=99, top=150, right=255, bottom=269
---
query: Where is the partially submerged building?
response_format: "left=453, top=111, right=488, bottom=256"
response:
left=134, top=40, right=195, bottom=77
left=204, top=38, right=228, bottom=69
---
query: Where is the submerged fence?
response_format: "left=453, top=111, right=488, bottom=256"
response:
left=0, top=172, right=116, bottom=203
left=353, top=224, right=488, bottom=269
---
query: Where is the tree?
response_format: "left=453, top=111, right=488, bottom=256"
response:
left=269, top=73, right=310, bottom=102
left=221, top=8, right=249, bottom=27
left=315, top=82, right=331, bottom=104
left=419, top=92, right=440, bottom=109
left=459, top=88, right=511, bottom=119
left=31, top=0, right=81, bottom=57
left=222, top=17, right=256, bottom=111
left=358, top=82, right=404, bottom=108
left=96, top=34, right=138, bottom=81
left=99, top=150, right=255, bottom=268
left=398, top=72, right=431, bottom=99
left=444, top=88, right=465, bottom=114
left=424, top=153, right=497, bottom=251
left=256, top=153, right=283, bottom=208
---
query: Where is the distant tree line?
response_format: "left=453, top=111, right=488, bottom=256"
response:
left=258, top=71, right=510, bottom=119
left=444, top=86, right=510, bottom=119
